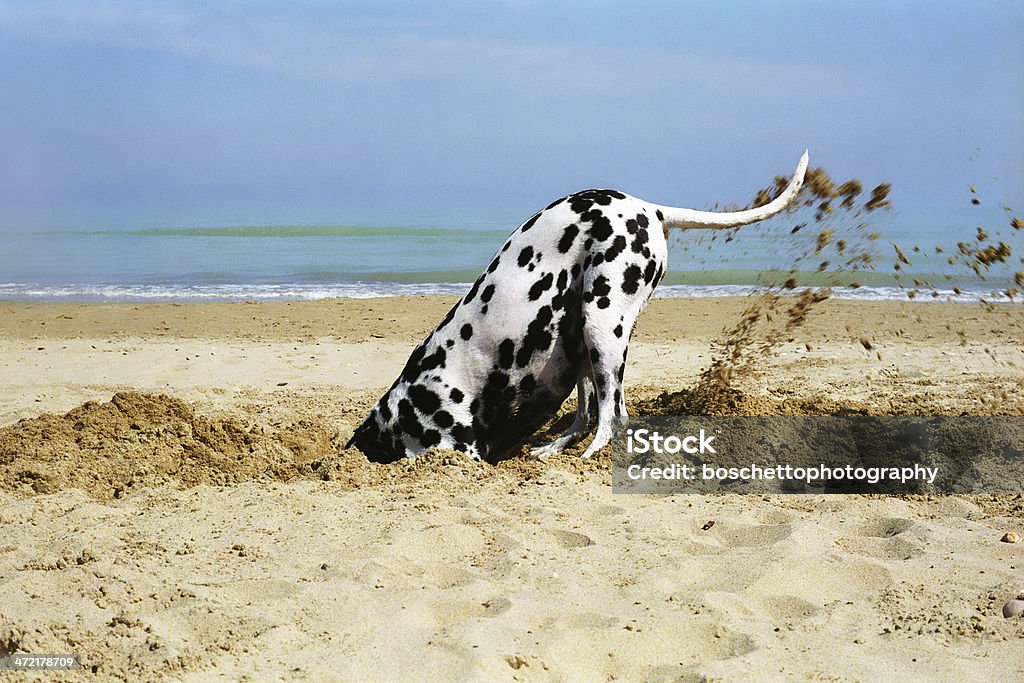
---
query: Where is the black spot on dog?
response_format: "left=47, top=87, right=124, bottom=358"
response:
left=398, top=399, right=424, bottom=439
left=643, top=260, right=657, bottom=284
left=656, top=209, right=664, bottom=222
left=568, top=189, right=626, bottom=215
left=631, top=228, right=649, bottom=254
left=636, top=213, right=649, bottom=228
left=613, top=324, right=623, bottom=338
left=433, top=410, right=454, bottom=429
left=622, top=265, right=643, bottom=294
left=451, top=423, right=475, bottom=445
left=518, top=246, right=534, bottom=267
left=464, top=276, right=483, bottom=304
left=436, top=302, right=459, bottom=330
left=584, top=210, right=613, bottom=242
left=481, top=284, right=496, bottom=303
left=498, top=339, right=515, bottom=369
left=408, top=384, right=441, bottom=415
left=591, top=275, right=610, bottom=297
left=420, top=429, right=441, bottom=448
left=479, top=370, right=517, bottom=440
left=568, top=194, right=594, bottom=215
left=597, top=297, right=610, bottom=309
left=400, top=345, right=427, bottom=383
left=521, top=212, right=541, bottom=232
left=558, top=224, right=579, bottom=254
left=516, top=305, right=553, bottom=367
left=604, top=235, right=627, bottom=263
left=625, top=218, right=638, bottom=234
left=450, top=388, right=464, bottom=403
left=460, top=324, right=473, bottom=340
left=528, top=272, right=553, bottom=301
left=421, top=347, right=447, bottom=372
left=353, top=418, right=381, bottom=452
left=488, top=256, right=501, bottom=273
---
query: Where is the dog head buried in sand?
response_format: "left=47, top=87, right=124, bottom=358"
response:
left=347, top=152, right=809, bottom=463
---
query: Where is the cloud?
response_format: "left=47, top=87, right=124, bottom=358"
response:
left=0, top=0, right=866, bottom=97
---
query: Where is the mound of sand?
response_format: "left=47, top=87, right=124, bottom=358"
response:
left=3, top=387, right=1021, bottom=501
left=0, top=392, right=337, bottom=499
left=0, top=392, right=615, bottom=499
left=638, top=384, right=1024, bottom=417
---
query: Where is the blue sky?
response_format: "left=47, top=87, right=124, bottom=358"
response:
left=1, top=1, right=1022, bottom=230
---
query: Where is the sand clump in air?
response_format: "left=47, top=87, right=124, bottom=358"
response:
left=673, top=164, right=891, bottom=413
left=669, top=164, right=1022, bottom=414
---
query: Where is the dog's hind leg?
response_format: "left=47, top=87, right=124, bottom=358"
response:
left=577, top=290, right=650, bottom=459
left=530, top=360, right=597, bottom=458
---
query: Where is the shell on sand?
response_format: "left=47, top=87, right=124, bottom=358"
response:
left=1001, top=599, right=1024, bottom=619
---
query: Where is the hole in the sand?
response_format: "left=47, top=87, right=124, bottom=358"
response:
left=857, top=517, right=916, bottom=538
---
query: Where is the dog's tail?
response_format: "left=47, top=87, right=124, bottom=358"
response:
left=655, top=151, right=808, bottom=230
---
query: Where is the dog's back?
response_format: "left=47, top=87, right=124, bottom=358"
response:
left=347, top=188, right=668, bottom=461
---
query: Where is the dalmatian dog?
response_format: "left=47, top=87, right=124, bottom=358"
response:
left=347, top=152, right=808, bottom=462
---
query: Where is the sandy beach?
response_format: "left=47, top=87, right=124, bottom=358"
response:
left=1, top=296, right=1023, bottom=681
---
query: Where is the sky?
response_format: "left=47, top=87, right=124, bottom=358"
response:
left=0, top=0, right=1022, bottom=230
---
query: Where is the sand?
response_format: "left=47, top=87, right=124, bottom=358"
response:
left=1, top=296, right=1023, bottom=681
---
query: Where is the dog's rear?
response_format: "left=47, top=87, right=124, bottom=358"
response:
left=348, top=153, right=808, bottom=461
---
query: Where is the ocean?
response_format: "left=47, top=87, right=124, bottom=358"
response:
left=1, top=207, right=1020, bottom=303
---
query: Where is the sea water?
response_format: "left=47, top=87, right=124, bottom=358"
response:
left=0, top=206, right=1018, bottom=303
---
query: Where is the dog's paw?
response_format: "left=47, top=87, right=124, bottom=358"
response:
left=529, top=442, right=563, bottom=459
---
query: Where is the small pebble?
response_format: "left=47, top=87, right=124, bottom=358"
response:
left=1001, top=531, right=1021, bottom=543
left=1001, top=599, right=1024, bottom=618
